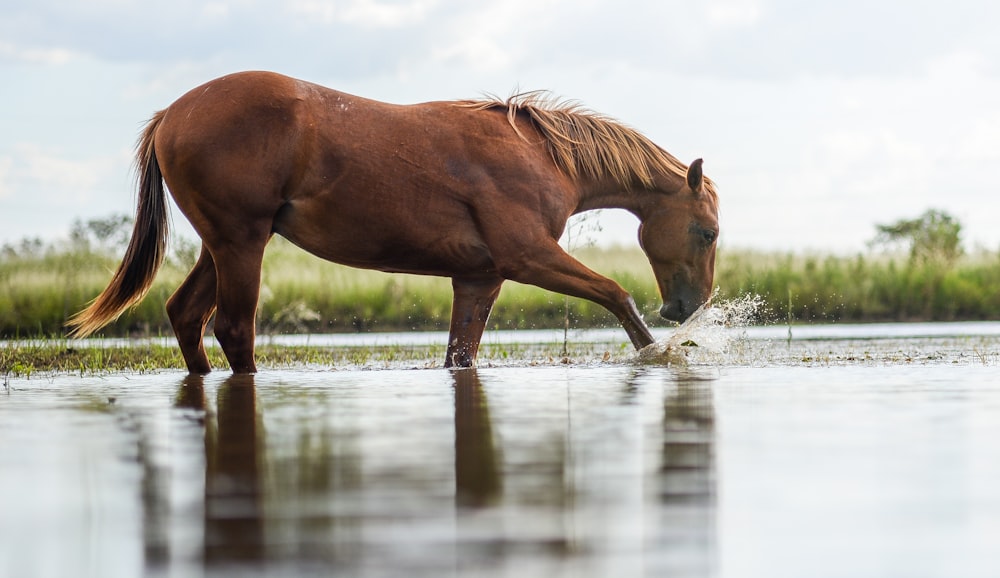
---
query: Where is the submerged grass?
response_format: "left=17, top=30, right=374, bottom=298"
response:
left=0, top=339, right=635, bottom=377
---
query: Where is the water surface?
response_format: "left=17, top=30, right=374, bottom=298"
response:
left=2, top=325, right=1000, bottom=577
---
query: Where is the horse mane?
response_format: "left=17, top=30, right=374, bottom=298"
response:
left=462, top=91, right=699, bottom=190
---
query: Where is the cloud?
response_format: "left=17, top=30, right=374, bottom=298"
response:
left=706, top=0, right=762, bottom=29
left=7, top=144, right=118, bottom=203
left=289, top=0, right=439, bottom=28
left=0, top=1, right=755, bottom=81
left=4, top=0, right=1000, bottom=252
left=6, top=0, right=1000, bottom=83
left=600, top=0, right=1000, bottom=80
left=0, top=144, right=132, bottom=242
left=427, top=0, right=570, bottom=72
left=0, top=0, right=448, bottom=79
left=0, top=41, right=79, bottom=65
left=0, top=156, right=12, bottom=199
left=0, top=143, right=131, bottom=242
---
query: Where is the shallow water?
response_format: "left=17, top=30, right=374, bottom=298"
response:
left=3, top=325, right=1000, bottom=577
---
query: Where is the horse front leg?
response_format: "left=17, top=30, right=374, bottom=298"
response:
left=617, top=295, right=656, bottom=350
left=498, top=240, right=655, bottom=351
left=445, top=277, right=504, bottom=368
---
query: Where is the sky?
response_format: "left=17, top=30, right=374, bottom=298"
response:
left=3, top=0, right=1000, bottom=254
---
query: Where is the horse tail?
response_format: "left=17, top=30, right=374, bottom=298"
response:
left=67, top=110, right=170, bottom=338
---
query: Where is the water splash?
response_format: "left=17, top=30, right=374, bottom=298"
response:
left=638, top=292, right=764, bottom=365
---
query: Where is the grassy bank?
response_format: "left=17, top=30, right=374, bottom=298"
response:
left=0, top=339, right=635, bottom=377
left=2, top=237, right=999, bottom=339
left=717, top=249, right=1000, bottom=323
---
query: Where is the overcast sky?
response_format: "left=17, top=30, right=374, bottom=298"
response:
left=3, top=0, right=1000, bottom=254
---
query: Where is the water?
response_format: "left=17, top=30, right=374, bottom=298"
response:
left=3, top=321, right=1000, bottom=577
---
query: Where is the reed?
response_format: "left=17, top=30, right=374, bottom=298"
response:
left=715, top=248, right=1000, bottom=323
left=3, top=238, right=999, bottom=339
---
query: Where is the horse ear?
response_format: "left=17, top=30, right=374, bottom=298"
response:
left=687, top=158, right=704, bottom=193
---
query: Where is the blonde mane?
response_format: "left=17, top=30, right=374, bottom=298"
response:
left=464, top=91, right=700, bottom=191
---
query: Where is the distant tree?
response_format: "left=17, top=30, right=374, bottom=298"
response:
left=169, top=236, right=200, bottom=270
left=1, top=237, right=44, bottom=259
left=870, top=209, right=963, bottom=267
left=68, top=213, right=134, bottom=254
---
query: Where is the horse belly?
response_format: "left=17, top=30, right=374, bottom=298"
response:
left=273, top=198, right=496, bottom=277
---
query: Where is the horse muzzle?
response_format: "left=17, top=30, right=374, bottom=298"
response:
left=659, top=300, right=692, bottom=323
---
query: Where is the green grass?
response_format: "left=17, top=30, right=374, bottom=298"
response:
left=715, top=248, right=1000, bottom=323
left=3, top=238, right=1000, bottom=340
left=0, top=339, right=635, bottom=376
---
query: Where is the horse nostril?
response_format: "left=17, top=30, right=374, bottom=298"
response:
left=660, top=301, right=685, bottom=322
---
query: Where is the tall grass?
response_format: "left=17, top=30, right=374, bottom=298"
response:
left=714, top=249, right=1000, bottom=323
left=2, top=238, right=999, bottom=338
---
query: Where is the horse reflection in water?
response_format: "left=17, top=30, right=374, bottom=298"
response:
left=453, top=369, right=503, bottom=508
left=139, top=370, right=716, bottom=575
left=656, top=374, right=717, bottom=575
left=204, top=377, right=264, bottom=563
left=173, top=375, right=265, bottom=565
left=68, top=71, right=719, bottom=373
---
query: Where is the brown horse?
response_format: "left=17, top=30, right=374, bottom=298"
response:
left=68, top=71, right=719, bottom=374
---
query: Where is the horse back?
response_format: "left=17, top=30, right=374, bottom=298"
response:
left=154, top=71, right=574, bottom=274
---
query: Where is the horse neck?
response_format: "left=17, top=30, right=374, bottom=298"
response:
left=574, top=171, right=687, bottom=218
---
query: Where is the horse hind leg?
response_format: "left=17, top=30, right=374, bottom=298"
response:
left=210, top=238, right=269, bottom=374
left=445, top=277, right=504, bottom=368
left=166, top=246, right=218, bottom=374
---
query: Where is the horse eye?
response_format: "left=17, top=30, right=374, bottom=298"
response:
left=702, top=229, right=717, bottom=245
left=688, top=223, right=717, bottom=248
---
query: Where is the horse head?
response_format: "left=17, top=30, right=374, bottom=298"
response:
left=638, top=159, right=719, bottom=323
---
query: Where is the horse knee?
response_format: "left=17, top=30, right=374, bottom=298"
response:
left=165, top=294, right=187, bottom=328
left=167, top=293, right=209, bottom=340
